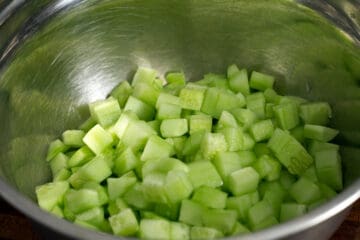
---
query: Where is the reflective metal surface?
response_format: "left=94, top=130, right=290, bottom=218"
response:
left=0, top=0, right=359, bottom=239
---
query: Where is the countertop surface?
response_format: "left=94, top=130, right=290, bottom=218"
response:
left=0, top=198, right=359, bottom=240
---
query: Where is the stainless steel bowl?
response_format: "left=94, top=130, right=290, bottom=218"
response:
left=0, top=0, right=359, bottom=239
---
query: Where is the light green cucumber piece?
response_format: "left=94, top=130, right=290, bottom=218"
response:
left=188, top=161, right=223, bottom=188
left=62, top=130, right=85, bottom=147
left=139, top=219, right=171, bottom=239
left=109, top=208, right=139, bottom=237
left=299, top=102, right=332, bottom=125
left=89, top=97, right=121, bottom=128
left=192, top=186, right=227, bottom=209
left=46, top=139, right=69, bottom=162
left=226, top=191, right=259, bottom=222
left=36, top=181, right=69, bottom=211
left=228, top=167, right=260, bottom=196
left=141, top=135, right=174, bottom=162
left=190, top=226, right=224, bottom=240
left=249, top=71, right=275, bottom=91
left=160, top=118, right=188, bottom=138
left=189, top=114, right=212, bottom=135
left=304, top=124, right=339, bottom=142
left=107, top=171, right=138, bottom=200
left=165, top=170, right=193, bottom=204
left=157, top=103, right=182, bottom=120
left=110, top=80, right=133, bottom=108
left=249, top=119, right=274, bottom=142
left=83, top=124, right=113, bottom=155
left=124, top=96, right=155, bottom=121
left=280, top=203, right=306, bottom=222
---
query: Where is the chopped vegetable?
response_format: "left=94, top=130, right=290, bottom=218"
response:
left=36, top=66, right=342, bottom=239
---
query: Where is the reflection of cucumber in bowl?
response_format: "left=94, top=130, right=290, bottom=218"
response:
left=0, top=0, right=359, bottom=240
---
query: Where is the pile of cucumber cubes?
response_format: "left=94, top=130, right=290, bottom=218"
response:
left=36, top=65, right=342, bottom=239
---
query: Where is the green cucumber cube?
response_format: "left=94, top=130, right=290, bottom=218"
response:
left=75, top=207, right=105, bottom=228
left=166, top=72, right=186, bottom=85
left=142, top=157, right=188, bottom=177
left=264, top=88, right=281, bottom=104
left=241, top=133, right=255, bottom=151
left=247, top=200, right=274, bottom=229
left=141, top=135, right=174, bottom=162
left=289, top=177, right=322, bottom=204
left=165, top=170, right=193, bottom=204
left=170, top=222, right=190, bottom=240
left=154, top=203, right=180, bottom=221
left=170, top=136, right=187, bottom=158
left=83, top=124, right=113, bottom=155
left=157, top=103, right=182, bottom=120
left=304, top=124, right=339, bottom=142
left=139, top=219, right=170, bottom=239
left=46, top=139, right=69, bottom=162
left=188, top=161, right=223, bottom=188
left=79, top=117, right=97, bottom=132
left=142, top=173, right=168, bottom=204
left=68, top=146, right=94, bottom=168
left=50, top=153, right=68, bottom=176
left=216, top=111, right=238, bottom=129
left=252, top=154, right=281, bottom=181
left=123, top=183, right=152, bottom=210
left=189, top=114, right=212, bottom=135
left=160, top=118, right=188, bottom=138
left=251, top=216, right=278, bottom=231
left=315, top=150, right=343, bottom=191
left=231, top=108, right=258, bottom=130
left=111, top=111, right=138, bottom=139
left=249, top=119, right=274, bottom=142
left=319, top=183, right=337, bottom=199
left=280, top=203, right=306, bottom=222
left=179, top=84, right=206, bottom=111
left=131, top=67, right=158, bottom=86
left=190, top=226, right=224, bottom=239
left=179, top=199, right=205, bottom=226
left=109, top=208, right=139, bottom=236
left=53, top=168, right=71, bottom=182
left=64, top=189, right=101, bottom=214
left=201, top=87, right=220, bottom=118
left=246, top=93, right=266, bottom=119
left=308, top=140, right=339, bottom=157
left=200, top=132, right=228, bottom=160
left=216, top=90, right=246, bottom=115
left=156, top=92, right=181, bottom=109
left=202, top=209, right=237, bottom=234
left=268, top=128, right=313, bottom=175
left=218, top=127, right=243, bottom=152
left=124, top=96, right=155, bottom=121
left=110, top=80, right=133, bottom=108
left=121, top=120, right=156, bottom=151
left=89, top=97, right=121, bottom=128
left=228, top=69, right=250, bottom=95
left=227, top=64, right=240, bottom=79
left=302, top=166, right=319, bottom=183
left=299, top=102, right=331, bottom=125
left=69, top=155, right=112, bottom=188
left=279, top=170, right=296, bottom=190
left=213, top=152, right=242, bottom=183
left=108, top=198, right=129, bottom=216
left=82, top=182, right=109, bottom=206
left=192, top=186, right=227, bottom=209
left=62, top=130, right=85, bottom=147
left=202, top=73, right=229, bottom=89
left=228, top=167, right=260, bottom=196
left=132, top=82, right=161, bottom=107
left=107, top=171, right=138, bottom=200
left=226, top=191, right=259, bottom=222
left=36, top=181, right=69, bottom=211
left=231, top=222, right=250, bottom=235
left=182, top=131, right=205, bottom=157
left=249, top=71, right=275, bottom=91
left=114, top=147, right=140, bottom=176
left=237, top=150, right=257, bottom=167
left=273, top=102, right=299, bottom=130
